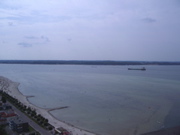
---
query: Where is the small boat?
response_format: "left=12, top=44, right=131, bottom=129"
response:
left=128, top=67, right=146, bottom=71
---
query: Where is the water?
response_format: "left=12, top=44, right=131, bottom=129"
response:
left=0, top=64, right=180, bottom=135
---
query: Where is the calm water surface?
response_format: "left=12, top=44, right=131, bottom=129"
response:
left=0, top=64, right=180, bottom=135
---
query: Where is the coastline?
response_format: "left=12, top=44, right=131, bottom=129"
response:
left=0, top=76, right=96, bottom=135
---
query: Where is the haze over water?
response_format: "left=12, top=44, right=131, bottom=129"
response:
left=0, top=64, right=180, bottom=135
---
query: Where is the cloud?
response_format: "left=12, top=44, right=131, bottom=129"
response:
left=142, top=18, right=156, bottom=23
left=2, top=41, right=6, bottom=44
left=40, top=36, right=50, bottom=42
left=8, top=22, right=13, bottom=26
left=67, top=38, right=72, bottom=42
left=0, top=1, right=21, bottom=10
left=25, top=36, right=39, bottom=39
left=18, top=42, right=32, bottom=47
left=25, top=35, right=50, bottom=43
left=17, top=36, right=50, bottom=47
left=0, top=5, right=71, bottom=25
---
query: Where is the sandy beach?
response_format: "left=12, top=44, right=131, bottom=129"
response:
left=0, top=76, right=96, bottom=135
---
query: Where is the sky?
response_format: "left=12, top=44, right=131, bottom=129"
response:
left=0, top=0, right=180, bottom=61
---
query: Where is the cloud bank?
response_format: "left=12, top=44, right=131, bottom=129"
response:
left=0, top=0, right=180, bottom=61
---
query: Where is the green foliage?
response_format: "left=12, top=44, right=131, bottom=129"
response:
left=43, top=122, right=48, bottom=127
left=44, top=119, right=48, bottom=123
left=0, top=91, right=52, bottom=131
left=1, top=96, right=6, bottom=103
left=48, top=126, right=53, bottom=130
left=0, top=125, right=8, bottom=135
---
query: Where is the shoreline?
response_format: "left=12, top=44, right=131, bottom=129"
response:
left=0, top=76, right=96, bottom=135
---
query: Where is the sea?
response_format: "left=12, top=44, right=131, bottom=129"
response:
left=0, top=64, right=180, bottom=135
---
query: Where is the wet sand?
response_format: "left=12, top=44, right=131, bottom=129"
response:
left=0, top=76, right=96, bottom=135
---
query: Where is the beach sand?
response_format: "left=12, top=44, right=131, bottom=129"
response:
left=0, top=76, right=96, bottom=135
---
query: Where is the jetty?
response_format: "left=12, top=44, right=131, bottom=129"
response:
left=46, top=106, right=69, bottom=112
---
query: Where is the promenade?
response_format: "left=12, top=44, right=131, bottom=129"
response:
left=8, top=101, right=52, bottom=135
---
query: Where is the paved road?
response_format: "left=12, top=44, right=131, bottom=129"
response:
left=8, top=101, right=52, bottom=135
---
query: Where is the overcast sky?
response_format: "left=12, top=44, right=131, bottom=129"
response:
left=0, top=0, right=180, bottom=61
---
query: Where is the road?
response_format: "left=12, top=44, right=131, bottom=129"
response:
left=8, top=101, right=52, bottom=135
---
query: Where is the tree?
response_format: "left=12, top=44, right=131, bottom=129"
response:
left=44, top=119, right=49, bottom=123
left=43, top=122, right=48, bottom=127
left=0, top=125, right=7, bottom=135
left=37, top=118, right=41, bottom=122
left=1, top=96, right=6, bottom=103
left=48, top=126, right=53, bottom=130
left=27, top=111, right=31, bottom=115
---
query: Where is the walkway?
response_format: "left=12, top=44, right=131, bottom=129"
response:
left=8, top=101, right=52, bottom=135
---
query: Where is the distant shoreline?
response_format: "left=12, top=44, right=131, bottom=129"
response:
left=0, top=60, right=180, bottom=65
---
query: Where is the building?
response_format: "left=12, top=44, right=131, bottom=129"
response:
left=0, top=104, right=12, bottom=110
left=8, top=116, right=29, bottom=133
left=0, top=110, right=17, bottom=118
left=0, top=109, right=17, bottom=125
left=0, top=118, right=6, bottom=125
left=55, top=127, right=71, bottom=135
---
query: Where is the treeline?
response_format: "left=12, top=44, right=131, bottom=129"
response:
left=0, top=60, right=180, bottom=65
left=0, top=91, right=54, bottom=131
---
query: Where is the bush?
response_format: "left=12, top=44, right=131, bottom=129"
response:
left=1, top=96, right=6, bottom=103
left=48, top=126, right=53, bottom=130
